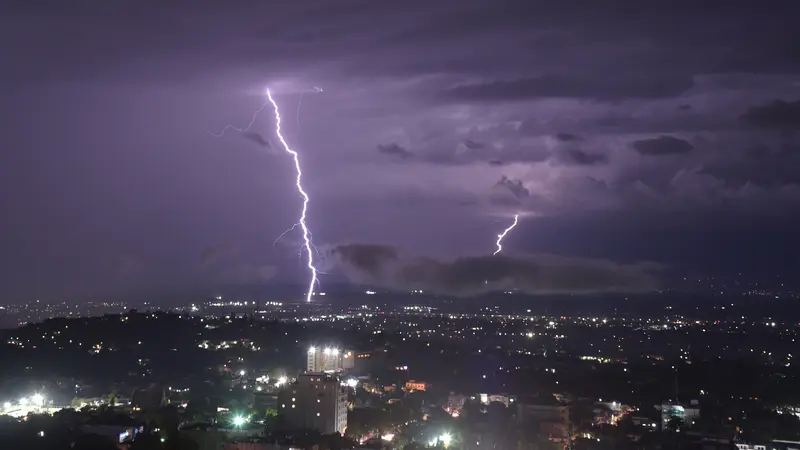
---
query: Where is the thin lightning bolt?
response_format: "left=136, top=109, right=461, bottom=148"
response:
left=273, top=223, right=301, bottom=246
left=493, top=214, right=519, bottom=256
left=267, top=89, right=319, bottom=302
left=295, top=86, right=322, bottom=143
left=208, top=98, right=269, bottom=137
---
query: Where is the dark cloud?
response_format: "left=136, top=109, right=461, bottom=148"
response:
left=555, top=133, right=581, bottom=142
left=325, top=243, right=658, bottom=296
left=739, top=100, right=800, bottom=130
left=701, top=143, right=800, bottom=188
left=678, top=104, right=692, bottom=111
left=632, top=136, right=694, bottom=156
left=327, top=243, right=399, bottom=278
left=400, top=137, right=549, bottom=167
left=463, top=139, right=486, bottom=150
left=377, top=143, right=415, bottom=160
left=439, top=74, right=694, bottom=103
left=494, top=175, right=530, bottom=200
left=556, top=149, right=609, bottom=166
left=242, top=132, right=272, bottom=148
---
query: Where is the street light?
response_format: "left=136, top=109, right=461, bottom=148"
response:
left=232, top=416, right=247, bottom=428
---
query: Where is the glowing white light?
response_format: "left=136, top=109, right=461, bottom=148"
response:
left=31, top=394, right=44, bottom=406
left=324, top=348, right=332, bottom=355
left=382, top=434, right=395, bottom=441
left=275, top=376, right=288, bottom=387
left=2, top=402, right=10, bottom=409
left=239, top=370, right=246, bottom=376
left=345, top=379, right=358, bottom=388
left=308, top=346, right=316, bottom=354
left=494, top=214, right=519, bottom=255
left=267, top=89, right=319, bottom=302
left=19, top=397, right=28, bottom=405
left=232, top=416, right=247, bottom=427
left=332, top=348, right=339, bottom=355
left=440, top=433, right=452, bottom=446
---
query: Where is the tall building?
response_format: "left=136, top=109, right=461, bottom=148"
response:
left=307, top=347, right=354, bottom=372
left=517, top=402, right=571, bottom=441
left=131, top=384, right=166, bottom=410
left=278, top=373, right=348, bottom=434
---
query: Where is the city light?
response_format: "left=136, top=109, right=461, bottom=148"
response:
left=232, top=415, right=247, bottom=427
left=382, top=433, right=395, bottom=441
left=275, top=376, right=288, bottom=387
left=2, top=402, right=10, bottom=409
left=19, top=397, right=28, bottom=405
left=308, top=346, right=316, bottom=354
left=239, top=370, right=246, bottom=377
left=429, top=433, right=452, bottom=447
left=31, top=394, right=44, bottom=406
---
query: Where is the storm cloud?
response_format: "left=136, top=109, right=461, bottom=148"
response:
left=632, top=136, right=695, bottom=156
left=325, top=244, right=659, bottom=296
left=2, top=0, right=800, bottom=300
left=377, top=143, right=415, bottom=160
left=440, top=74, right=695, bottom=103
left=740, top=100, right=800, bottom=130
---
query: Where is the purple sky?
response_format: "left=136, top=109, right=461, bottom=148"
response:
left=2, top=1, right=800, bottom=301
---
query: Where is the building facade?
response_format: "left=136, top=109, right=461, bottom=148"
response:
left=306, top=347, right=355, bottom=373
left=404, top=380, right=428, bottom=392
left=278, top=373, right=348, bottom=435
left=517, top=403, right=571, bottom=441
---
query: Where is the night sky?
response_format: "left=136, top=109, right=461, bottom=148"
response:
left=2, top=1, right=800, bottom=301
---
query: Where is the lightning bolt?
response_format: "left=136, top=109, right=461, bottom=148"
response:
left=208, top=98, right=269, bottom=137
left=267, top=89, right=319, bottom=302
left=493, top=214, right=519, bottom=256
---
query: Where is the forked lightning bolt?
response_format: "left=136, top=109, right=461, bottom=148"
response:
left=493, top=214, right=519, bottom=255
left=210, top=88, right=320, bottom=302
left=267, top=89, right=319, bottom=302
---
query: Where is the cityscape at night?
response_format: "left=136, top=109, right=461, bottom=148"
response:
left=3, top=0, right=800, bottom=449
